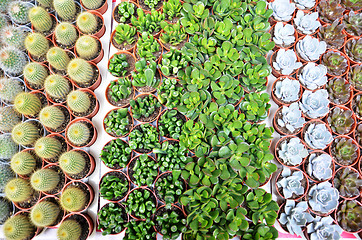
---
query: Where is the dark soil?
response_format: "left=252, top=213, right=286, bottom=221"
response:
left=64, top=213, right=90, bottom=240
left=17, top=190, right=40, bottom=209
left=112, top=32, right=138, bottom=51
left=106, top=84, right=134, bottom=107
left=139, top=0, right=163, bottom=11
left=274, top=108, right=302, bottom=135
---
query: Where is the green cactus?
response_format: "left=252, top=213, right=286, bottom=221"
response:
left=11, top=122, right=40, bottom=146
left=60, top=186, right=87, bottom=212
left=14, top=92, right=42, bottom=116
left=30, top=200, right=60, bottom=227
left=0, top=134, right=18, bottom=160
left=82, top=0, right=104, bottom=9
left=30, top=168, right=60, bottom=192
left=8, top=1, right=30, bottom=25
left=37, top=0, right=53, bottom=8
left=5, top=178, right=32, bottom=202
left=1, top=26, right=27, bottom=50
left=54, top=0, right=77, bottom=21
left=75, top=35, right=99, bottom=60
left=23, top=62, right=48, bottom=88
left=25, top=32, right=49, bottom=58
left=57, top=219, right=82, bottom=240
left=67, top=58, right=94, bottom=85
left=0, top=106, right=21, bottom=133
left=66, top=122, right=90, bottom=146
left=3, top=214, right=36, bottom=240
left=67, top=90, right=91, bottom=114
left=59, top=150, right=86, bottom=175
left=44, top=74, right=71, bottom=101
left=0, top=197, right=12, bottom=224
left=46, top=47, right=71, bottom=71
left=54, top=22, right=78, bottom=47
left=0, top=164, right=15, bottom=193
left=76, top=12, right=97, bottom=34
left=0, top=47, right=27, bottom=75
left=0, top=0, right=10, bottom=13
left=11, top=151, right=37, bottom=176
left=0, top=77, right=24, bottom=103
left=0, top=13, right=7, bottom=31
left=29, top=6, right=53, bottom=33
left=34, top=136, right=62, bottom=159
left=39, top=105, right=65, bottom=130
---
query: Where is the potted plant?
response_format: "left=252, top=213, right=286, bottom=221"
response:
left=65, top=118, right=97, bottom=148
left=139, top=0, right=163, bottom=11
left=0, top=134, right=18, bottom=161
left=159, top=21, right=188, bottom=50
left=3, top=211, right=38, bottom=240
left=307, top=181, right=339, bottom=216
left=322, top=50, right=349, bottom=77
left=298, top=63, right=327, bottom=90
left=0, top=46, right=28, bottom=77
left=293, top=10, right=320, bottom=35
left=0, top=77, right=25, bottom=105
left=57, top=212, right=94, bottom=240
left=76, top=11, right=105, bottom=38
left=326, top=78, right=352, bottom=105
left=29, top=6, right=56, bottom=37
left=97, top=202, right=128, bottom=235
left=53, top=22, right=79, bottom=50
left=99, top=171, right=130, bottom=202
left=100, top=139, right=132, bottom=170
left=330, top=136, right=360, bottom=167
left=10, top=149, right=41, bottom=178
left=317, top=0, right=344, bottom=24
left=30, top=196, right=64, bottom=228
left=0, top=106, right=21, bottom=134
left=129, top=124, right=160, bottom=154
left=155, top=170, right=185, bottom=208
left=275, top=136, right=308, bottom=167
left=304, top=151, right=334, bottom=182
left=23, top=62, right=49, bottom=91
left=348, top=64, right=362, bottom=91
left=67, top=58, right=101, bottom=90
left=352, top=93, right=362, bottom=120
left=75, top=35, right=104, bottom=64
left=124, top=188, right=157, bottom=220
left=153, top=140, right=190, bottom=172
left=135, top=32, right=162, bottom=61
left=39, top=105, right=71, bottom=133
left=25, top=32, right=50, bottom=63
left=81, top=0, right=108, bottom=14
left=46, top=47, right=72, bottom=75
left=333, top=167, right=362, bottom=200
left=211, top=74, right=243, bottom=106
left=30, top=165, right=65, bottom=196
left=108, top=52, right=136, bottom=78
left=4, top=178, right=40, bottom=210
left=13, top=91, right=47, bottom=118
left=154, top=205, right=186, bottom=239
left=60, top=181, right=94, bottom=213
left=131, top=58, right=160, bottom=93
left=305, top=216, right=343, bottom=240
left=318, top=19, right=346, bottom=49
left=34, top=134, right=68, bottom=163
left=130, top=94, right=162, bottom=123
left=159, top=48, right=190, bottom=78
left=59, top=149, right=95, bottom=181
left=273, top=103, right=306, bottom=135
left=269, top=0, right=295, bottom=22
left=344, top=37, right=362, bottom=64
left=239, top=92, right=270, bottom=123
left=66, top=89, right=99, bottom=118
left=299, top=89, right=329, bottom=119
left=53, top=0, right=80, bottom=23
left=343, top=11, right=362, bottom=37
left=113, top=1, right=137, bottom=24
left=327, top=106, right=356, bottom=135
left=295, top=35, right=326, bottom=62
left=272, top=77, right=301, bottom=105
left=106, top=77, right=134, bottom=107
left=0, top=163, right=15, bottom=193
left=157, top=109, right=186, bottom=140
left=0, top=197, right=13, bottom=224
left=271, top=48, right=302, bottom=76
left=43, top=74, right=72, bottom=104
left=157, top=78, right=184, bottom=109
left=335, top=200, right=362, bottom=233
left=302, top=120, right=333, bottom=150
left=276, top=167, right=308, bottom=200
left=271, top=22, right=296, bottom=49
left=103, top=108, right=133, bottom=137
left=131, top=8, right=164, bottom=36
left=127, top=154, right=159, bottom=187
left=124, top=219, right=156, bottom=239
left=111, top=23, right=138, bottom=52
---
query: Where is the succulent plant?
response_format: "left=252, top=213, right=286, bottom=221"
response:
left=269, top=0, right=295, bottom=21
left=39, top=105, right=66, bottom=131
left=317, top=0, right=344, bottom=24
left=46, top=47, right=71, bottom=71
left=343, top=11, right=362, bottom=37
left=29, top=6, right=53, bottom=33
left=114, top=23, right=137, bottom=47
left=30, top=200, right=60, bottom=227
left=349, top=64, right=362, bottom=91
left=0, top=77, right=23, bottom=104
left=82, top=0, right=104, bottom=9
left=336, top=200, right=362, bottom=232
left=210, top=74, right=243, bottom=106
left=66, top=90, right=92, bottom=115
left=136, top=32, right=161, bottom=61
left=0, top=106, right=21, bottom=133
left=318, top=19, right=346, bottom=49
left=8, top=1, right=31, bottom=25
left=306, top=216, right=343, bottom=240
left=67, top=58, right=94, bottom=86
left=294, top=0, right=316, bottom=9
left=159, top=20, right=187, bottom=46
left=75, top=35, right=99, bottom=60
left=131, top=8, right=164, bottom=35
left=277, top=168, right=305, bottom=199
left=11, top=121, right=41, bottom=146
left=0, top=47, right=27, bottom=76
left=276, top=103, right=306, bottom=133
left=124, top=188, right=157, bottom=219
left=298, top=63, right=327, bottom=90
left=3, top=214, right=36, bottom=240
left=308, top=181, right=339, bottom=214
left=331, top=137, right=359, bottom=166
left=273, top=49, right=302, bottom=75
left=54, top=22, right=78, bottom=47
left=25, top=32, right=49, bottom=59
left=278, top=137, right=308, bottom=166
left=0, top=134, right=18, bottom=160
left=294, top=11, right=320, bottom=35
left=306, top=153, right=333, bottom=181
left=272, top=22, right=295, bottom=47
left=44, top=74, right=71, bottom=102
left=66, top=121, right=91, bottom=147
left=124, top=219, right=156, bottom=240
left=23, top=62, right=48, bottom=89
left=1, top=26, right=27, bottom=50
left=11, top=151, right=36, bottom=176
left=53, top=0, right=76, bottom=21
left=0, top=163, right=14, bottom=192
left=322, top=51, right=348, bottom=76
left=0, top=197, right=12, bottom=224
left=274, top=77, right=300, bottom=103
left=239, top=92, right=271, bottom=123
left=327, top=107, right=354, bottom=135
left=5, top=178, right=32, bottom=203
left=30, top=168, right=60, bottom=192
left=60, top=186, right=87, bottom=212
left=14, top=92, right=42, bottom=116
left=304, top=122, right=333, bottom=149
left=296, top=35, right=327, bottom=62
left=34, top=136, right=62, bottom=159
left=345, top=38, right=362, bottom=63
left=76, top=12, right=98, bottom=34
left=328, top=78, right=351, bottom=107
left=57, top=219, right=82, bottom=240
left=59, top=150, right=86, bottom=175
left=341, top=0, right=362, bottom=11
left=334, top=167, right=362, bottom=199
left=299, top=89, right=329, bottom=119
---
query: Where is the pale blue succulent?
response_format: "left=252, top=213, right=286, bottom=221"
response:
left=308, top=182, right=339, bottom=214
left=279, top=200, right=314, bottom=236
left=307, top=153, right=332, bottom=181
left=298, top=63, right=327, bottom=90
left=273, top=22, right=295, bottom=47
left=273, top=49, right=303, bottom=75
left=304, top=123, right=333, bottom=150
left=278, top=137, right=308, bottom=166
left=277, top=168, right=305, bottom=199
left=299, top=89, right=329, bottom=119
left=274, top=78, right=301, bottom=103
left=277, top=103, right=306, bottom=133
left=269, top=0, right=296, bottom=21
left=307, top=216, right=342, bottom=240
left=296, top=35, right=327, bottom=61
left=294, top=11, right=321, bottom=35
left=294, top=0, right=316, bottom=9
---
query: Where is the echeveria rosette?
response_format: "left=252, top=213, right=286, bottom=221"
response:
left=318, top=19, right=346, bottom=50
left=336, top=200, right=362, bottom=233
left=274, top=77, right=300, bottom=103
left=349, top=64, right=362, bottom=91
left=276, top=103, right=306, bottom=134
left=343, top=11, right=362, bottom=37
left=277, top=168, right=305, bottom=199
left=322, top=50, right=348, bottom=76
left=327, top=107, right=355, bottom=135
left=273, top=49, right=302, bottom=75
left=306, top=216, right=343, bottom=240
left=326, top=78, right=351, bottom=105
left=294, top=11, right=320, bottom=35
left=330, top=137, right=359, bottom=166
left=306, top=153, right=333, bottom=181
left=334, top=167, right=362, bottom=199
left=298, top=63, right=327, bottom=90
left=353, top=94, right=362, bottom=119
left=304, top=122, right=333, bottom=150
left=317, top=0, right=345, bottom=24
left=308, top=182, right=339, bottom=214
left=269, top=0, right=296, bottom=22
left=279, top=200, right=314, bottom=236
left=296, top=35, right=327, bottom=62
left=299, top=89, right=329, bottom=119
left=273, top=22, right=296, bottom=48
left=345, top=38, right=362, bottom=63
left=278, top=137, right=308, bottom=166
left=294, top=0, right=316, bottom=9
left=341, top=0, right=362, bottom=13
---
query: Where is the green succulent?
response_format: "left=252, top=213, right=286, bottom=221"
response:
left=100, top=138, right=132, bottom=169
left=29, top=6, right=53, bottom=33
left=154, top=140, right=191, bottom=172
left=130, top=94, right=161, bottom=122
left=0, top=106, right=21, bottom=133
left=53, top=0, right=77, bottom=21
left=3, top=214, right=36, bottom=240
left=54, top=22, right=78, bottom=47
left=114, top=23, right=137, bottom=47
left=104, top=108, right=132, bottom=137
left=107, top=77, right=133, bottom=105
left=129, top=154, right=159, bottom=187
left=124, top=188, right=157, bottom=219
left=131, top=58, right=160, bottom=90
left=75, top=35, right=99, bottom=60
left=239, top=92, right=270, bottom=123
left=44, top=74, right=71, bottom=102
left=14, top=92, right=42, bottom=116
left=158, top=109, right=185, bottom=140
left=10, top=151, right=37, bottom=176
left=159, top=48, right=190, bottom=77
left=34, top=136, right=62, bottom=160
left=30, top=168, right=60, bottom=192
left=100, top=172, right=129, bottom=201
left=163, top=0, right=182, bottom=21
left=155, top=206, right=187, bottom=239
left=46, top=47, right=71, bottom=71
left=67, top=58, right=94, bottom=86
left=177, top=89, right=211, bottom=120
left=66, top=121, right=91, bottom=147
left=11, top=121, right=41, bottom=146
left=131, top=8, right=164, bottom=34
left=136, top=32, right=161, bottom=61
left=59, top=150, right=86, bottom=175
left=211, top=74, right=243, bottom=106
left=76, top=12, right=98, bottom=34
left=5, top=178, right=33, bottom=203
left=160, top=21, right=187, bottom=47
left=0, top=77, right=24, bottom=104
left=39, top=105, right=66, bottom=131
left=330, top=137, right=359, bottom=166
left=240, top=223, right=278, bottom=240
left=124, top=219, right=156, bottom=240
left=108, top=53, right=130, bottom=77
left=128, top=124, right=160, bottom=153
left=116, top=2, right=135, bottom=23
left=157, top=78, right=184, bottom=109
left=97, top=203, right=128, bottom=235
left=155, top=171, right=185, bottom=208
left=66, top=90, right=92, bottom=115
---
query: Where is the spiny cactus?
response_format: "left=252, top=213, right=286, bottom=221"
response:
left=11, top=121, right=40, bottom=146
left=66, top=122, right=90, bottom=146
left=0, top=164, right=15, bottom=193
left=0, top=134, right=18, bottom=160
left=0, top=106, right=21, bottom=133
left=67, top=90, right=91, bottom=114
left=67, top=58, right=94, bottom=85
left=14, top=92, right=42, bottom=116
left=0, top=77, right=23, bottom=103
left=44, top=74, right=70, bottom=101
left=0, top=197, right=12, bottom=224
left=76, top=12, right=97, bottom=34
left=30, top=200, right=60, bottom=227
left=8, top=1, right=30, bottom=25
left=54, top=22, right=78, bottom=47
left=60, top=186, right=87, bottom=212
left=34, top=136, right=62, bottom=159
left=11, top=151, right=37, bottom=176
left=0, top=47, right=27, bottom=75
left=75, top=35, right=99, bottom=60
left=47, top=47, right=71, bottom=71
left=39, top=105, right=65, bottom=130
left=82, top=0, right=104, bottom=9
left=1, top=26, right=27, bottom=50
left=54, top=0, right=77, bottom=21
left=25, top=32, right=49, bottom=58
left=59, top=150, right=86, bottom=175
left=37, top=0, right=53, bottom=8
left=23, top=62, right=48, bottom=88
left=30, top=168, right=60, bottom=192
left=57, top=219, right=82, bottom=240
left=29, top=6, right=53, bottom=33
left=0, top=13, right=7, bottom=31
left=0, top=0, right=10, bottom=13
left=5, top=178, right=32, bottom=202
left=3, top=214, right=36, bottom=240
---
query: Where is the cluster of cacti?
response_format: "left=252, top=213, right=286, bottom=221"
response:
left=11, top=121, right=41, bottom=146
left=57, top=219, right=82, bottom=240
left=14, top=92, right=42, bottom=116
left=60, top=186, right=87, bottom=212
left=54, top=0, right=77, bottom=21
left=67, top=90, right=91, bottom=114
left=5, top=178, right=33, bottom=203
left=46, top=47, right=70, bottom=71
left=23, top=62, right=49, bottom=88
left=66, top=121, right=90, bottom=146
left=3, top=214, right=36, bottom=240
left=30, top=200, right=60, bottom=227
left=30, top=168, right=60, bottom=192
left=34, top=136, right=62, bottom=159
left=0, top=106, right=21, bottom=133
left=39, top=105, right=66, bottom=130
left=59, top=150, right=86, bottom=175
left=67, top=58, right=94, bottom=85
left=10, top=151, right=37, bottom=176
left=29, top=6, right=53, bottom=33
left=54, top=22, right=78, bottom=47
left=0, top=77, right=23, bottom=103
left=0, top=134, right=18, bottom=160
left=75, top=35, right=99, bottom=60
left=44, top=74, right=71, bottom=101
left=25, top=33, right=49, bottom=58
left=1, top=26, right=27, bottom=50
left=0, top=47, right=27, bottom=75
left=76, top=12, right=98, bottom=34
left=8, top=1, right=30, bottom=25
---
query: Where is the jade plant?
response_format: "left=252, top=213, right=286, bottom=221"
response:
left=3, top=214, right=36, bottom=240
left=155, top=207, right=187, bottom=239
left=345, top=38, right=362, bottom=63
left=108, top=53, right=130, bottom=77
left=326, top=77, right=351, bottom=105
left=44, top=74, right=71, bottom=102
left=333, top=167, right=362, bottom=199
left=23, top=62, right=48, bottom=90
left=155, top=170, right=185, bottom=208
left=39, top=105, right=66, bottom=132
left=130, top=94, right=161, bottom=122
left=57, top=219, right=82, bottom=240
left=157, top=78, right=184, bottom=109
left=5, top=178, right=33, bottom=203
left=160, top=21, right=187, bottom=47
left=76, top=12, right=98, bottom=35
left=30, top=168, right=60, bottom=192
left=327, top=107, right=355, bottom=135
left=163, top=0, right=182, bottom=21
left=124, top=219, right=156, bottom=240
left=131, top=8, right=164, bottom=34
left=75, top=35, right=100, bottom=61
left=54, top=22, right=78, bottom=48
left=29, top=6, right=53, bottom=33
left=100, top=138, right=132, bottom=169
left=124, top=188, right=157, bottom=219
left=30, top=200, right=60, bottom=227
left=330, top=137, right=359, bottom=166
left=129, top=154, right=159, bottom=187
left=97, top=203, right=127, bottom=235
left=114, top=24, right=137, bottom=48
left=0, top=77, right=24, bottom=104
left=158, top=110, right=185, bottom=140
left=154, top=140, right=190, bottom=172
left=100, top=172, right=129, bottom=201
left=211, top=74, right=243, bottom=106
left=132, top=58, right=160, bottom=91
left=239, top=92, right=270, bottom=123
left=66, top=121, right=92, bottom=147
left=60, top=186, right=87, bottom=212
left=240, top=223, right=278, bottom=240
left=159, top=48, right=190, bottom=77
left=136, top=32, right=161, bottom=61
left=116, top=2, right=135, bottom=23
left=104, top=108, right=132, bottom=137
left=107, top=77, right=133, bottom=106
left=336, top=200, right=362, bottom=232
left=53, top=0, right=77, bottom=21
left=66, top=90, right=93, bottom=116
left=129, top=124, right=160, bottom=153
left=177, top=89, right=211, bottom=120
left=0, top=106, right=21, bottom=133
left=11, top=121, right=41, bottom=146
left=322, top=51, right=348, bottom=76
left=11, top=150, right=37, bottom=176
left=59, top=150, right=86, bottom=177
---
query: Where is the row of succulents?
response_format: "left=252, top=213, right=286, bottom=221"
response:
left=268, top=0, right=362, bottom=238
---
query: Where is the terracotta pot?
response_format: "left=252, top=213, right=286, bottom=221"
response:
left=153, top=204, right=186, bottom=236
left=16, top=148, right=43, bottom=179
left=42, top=104, right=72, bottom=134
left=134, top=38, right=163, bottom=62
left=354, top=122, right=362, bottom=149
left=270, top=49, right=300, bottom=78
left=105, top=79, right=135, bottom=108
left=359, top=156, right=362, bottom=178
left=100, top=138, right=132, bottom=170
left=305, top=181, right=338, bottom=217
left=329, top=135, right=360, bottom=167
left=41, top=163, right=68, bottom=196
left=275, top=167, right=309, bottom=201
left=274, top=136, right=308, bottom=167
left=74, top=36, right=104, bottom=64
left=13, top=211, right=44, bottom=239
left=97, top=202, right=128, bottom=235
left=108, top=51, right=136, bottom=79
left=302, top=150, right=335, bottom=183
left=130, top=124, right=160, bottom=155
left=81, top=0, right=108, bottom=14
left=45, top=76, right=74, bottom=105
left=52, top=26, right=80, bottom=51
left=344, top=37, right=361, bottom=66
left=348, top=63, right=362, bottom=92
left=31, top=13, right=57, bottom=38
left=36, top=195, right=65, bottom=228
left=62, top=149, right=95, bottom=181
left=28, top=37, right=53, bottom=64
left=69, top=61, right=101, bottom=91
left=133, top=70, right=162, bottom=93
left=88, top=10, right=106, bottom=39
left=127, top=155, right=158, bottom=187
left=130, top=93, right=161, bottom=123
left=67, top=88, right=99, bottom=119
left=327, top=105, right=356, bottom=136
left=125, top=187, right=158, bottom=220
left=335, top=200, right=362, bottom=234
left=269, top=22, right=298, bottom=50
left=112, top=1, right=139, bottom=24
left=273, top=106, right=304, bottom=136
left=322, top=49, right=350, bottom=77
left=154, top=171, right=187, bottom=204
left=99, top=170, right=130, bottom=202
left=65, top=118, right=97, bottom=148
left=301, top=120, right=333, bottom=150
left=24, top=91, right=49, bottom=119
left=103, top=108, right=134, bottom=138
left=48, top=50, right=75, bottom=75
left=42, top=133, right=70, bottom=164
left=332, top=166, right=362, bottom=200
left=110, top=28, right=138, bottom=53
left=61, top=212, right=94, bottom=239
left=61, top=180, right=94, bottom=213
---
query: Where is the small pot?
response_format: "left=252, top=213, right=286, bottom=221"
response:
left=67, top=88, right=99, bottom=119
left=61, top=180, right=94, bottom=213
left=125, top=187, right=158, bottom=220
left=52, top=26, right=80, bottom=51
left=302, top=150, right=335, bottom=183
left=27, top=37, right=53, bottom=64
left=42, top=163, right=67, bottom=196
left=61, top=212, right=94, bottom=239
left=42, top=104, right=72, bottom=134
left=134, top=38, right=163, bottom=62
left=130, top=124, right=160, bottom=154
left=329, top=135, right=360, bottom=167
left=327, top=105, right=356, bottom=136
left=154, top=171, right=187, bottom=205
left=301, top=119, right=333, bottom=150
left=81, top=0, right=108, bottom=14
left=332, top=166, right=362, bottom=200
left=305, top=181, right=337, bottom=217
left=45, top=76, right=74, bottom=105
left=294, top=35, right=323, bottom=63
left=100, top=139, right=132, bottom=170
left=13, top=187, right=41, bottom=211
left=275, top=167, right=309, bottom=201
left=65, top=118, right=97, bottom=148
left=127, top=155, right=158, bottom=187
left=69, top=61, right=102, bottom=91
left=130, top=93, right=161, bottom=123
left=270, top=48, right=300, bottom=78
left=112, top=1, right=139, bottom=24
left=156, top=109, right=187, bottom=140
left=110, top=28, right=138, bottom=53
left=153, top=204, right=186, bottom=236
left=103, top=108, right=134, bottom=138
left=327, top=77, right=353, bottom=106
left=335, top=200, right=362, bottom=234
left=24, top=91, right=49, bottom=119
left=269, top=22, right=298, bottom=50
left=74, top=36, right=104, bottom=64
left=322, top=49, right=350, bottom=77
left=296, top=63, right=327, bottom=91
left=19, top=119, right=46, bottom=149
left=274, top=136, right=308, bottom=167
left=13, top=211, right=44, bottom=239
left=99, top=171, right=130, bottom=202
left=105, top=80, right=135, bottom=108
left=343, top=37, right=361, bottom=66
left=42, top=133, right=70, bottom=164
left=273, top=106, right=304, bottom=136
left=97, top=202, right=128, bottom=235
left=133, top=70, right=162, bottom=93
left=108, top=51, right=136, bottom=79
left=159, top=32, right=189, bottom=51
left=271, top=77, right=302, bottom=106
left=62, top=149, right=95, bottom=181
left=36, top=195, right=65, bottom=228
left=31, top=13, right=57, bottom=38
left=87, top=10, right=106, bottom=39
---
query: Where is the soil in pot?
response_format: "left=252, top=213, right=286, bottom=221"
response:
left=138, top=0, right=163, bottom=12
left=16, top=190, right=40, bottom=210
left=70, top=92, right=97, bottom=118
left=113, top=2, right=138, bottom=24
left=100, top=171, right=129, bottom=202
left=112, top=32, right=138, bottom=51
left=106, top=83, right=134, bottom=107
left=67, top=120, right=95, bottom=148
left=73, top=64, right=100, bottom=89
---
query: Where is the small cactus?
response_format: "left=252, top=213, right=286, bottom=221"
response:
left=0, top=77, right=24, bottom=103
left=8, top=1, right=30, bottom=25
left=76, top=12, right=97, bottom=34
left=54, top=0, right=77, bottom=21
left=54, top=23, right=78, bottom=47
left=0, top=13, right=8, bottom=31
left=60, top=186, right=87, bottom=212
left=59, top=150, right=86, bottom=175
left=5, top=178, right=32, bottom=202
left=37, top=0, right=53, bottom=8
left=0, top=164, right=15, bottom=193
left=0, top=47, right=27, bottom=75
left=1, top=26, right=27, bottom=50
left=29, top=6, right=53, bottom=33
left=0, top=0, right=10, bottom=13
left=67, top=58, right=94, bottom=85
left=3, top=214, right=36, bottom=240
left=0, top=197, right=12, bottom=224
left=57, top=219, right=82, bottom=240
left=11, top=122, right=40, bottom=146
left=44, top=74, right=70, bottom=101
left=66, top=122, right=90, bottom=146
left=14, top=92, right=42, bottom=116
left=30, top=168, right=60, bottom=192
left=81, top=0, right=104, bottom=10
left=67, top=90, right=91, bottom=114
left=0, top=106, right=21, bottom=133
left=0, top=134, right=18, bottom=160
left=34, top=136, right=62, bottom=159
left=75, top=35, right=99, bottom=60
left=30, top=200, right=60, bottom=227
left=23, top=62, right=48, bottom=88
left=25, top=32, right=49, bottom=58
left=39, top=105, right=65, bottom=130
left=11, top=151, right=37, bottom=176
left=46, top=47, right=71, bottom=71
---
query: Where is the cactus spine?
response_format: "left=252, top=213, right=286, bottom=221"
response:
left=54, top=22, right=78, bottom=47
left=0, top=47, right=27, bottom=75
left=11, top=151, right=37, bottom=176
left=34, top=136, right=62, bottom=159
left=1, top=26, right=27, bottom=50
left=59, top=150, right=86, bottom=175
left=4, top=214, right=36, bottom=240
left=75, top=35, right=99, bottom=60
left=60, top=186, right=87, bottom=212
left=46, top=47, right=70, bottom=71
left=29, top=6, right=53, bottom=33
left=5, top=178, right=32, bottom=202
left=67, top=90, right=91, bottom=114
left=0, top=134, right=18, bottom=160
left=8, top=1, right=30, bottom=25
left=0, top=106, right=21, bottom=133
left=14, top=92, right=42, bottom=116
left=44, top=74, right=70, bottom=101
left=30, top=168, right=60, bottom=192
left=30, top=200, right=60, bottom=227
left=67, top=58, right=94, bottom=85
left=66, top=122, right=90, bottom=146
left=23, top=62, right=48, bottom=88
left=25, top=33, right=49, bottom=58
left=57, top=219, right=82, bottom=240
left=76, top=12, right=97, bottom=34
left=39, top=106, right=65, bottom=130
left=54, top=0, right=77, bottom=21
left=0, top=78, right=24, bottom=104
left=11, top=122, right=40, bottom=146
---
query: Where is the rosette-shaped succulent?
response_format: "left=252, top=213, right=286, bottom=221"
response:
left=333, top=167, right=362, bottom=199
left=294, top=0, right=316, bottom=9
left=308, top=182, right=339, bottom=214
left=279, top=200, right=314, bottom=236
left=299, top=89, right=329, bottom=119
left=343, top=11, right=362, bottom=37
left=317, top=0, right=345, bottom=24
left=331, top=137, right=359, bottom=166
left=345, top=38, right=362, bottom=63
left=277, top=103, right=306, bottom=133
left=306, top=153, right=333, bottom=181
left=273, top=22, right=295, bottom=48
left=341, top=0, right=362, bottom=12
left=298, top=63, right=327, bottom=90
left=296, top=35, right=327, bottom=61
left=326, top=78, right=351, bottom=105
left=304, top=123, right=333, bottom=149
left=273, top=49, right=302, bottom=75
left=327, top=107, right=354, bottom=135
left=318, top=19, right=346, bottom=49
left=336, top=200, right=362, bottom=232
left=355, top=123, right=362, bottom=146
left=274, top=77, right=300, bottom=103
left=278, top=137, right=308, bottom=166
left=294, top=11, right=320, bottom=35
left=269, top=0, right=295, bottom=22
left=306, top=216, right=343, bottom=240
left=277, top=168, right=305, bottom=199
left=354, top=94, right=362, bottom=118
left=349, top=64, right=362, bottom=91
left=322, top=51, right=348, bottom=76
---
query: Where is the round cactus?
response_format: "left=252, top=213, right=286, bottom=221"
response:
left=25, top=32, right=49, bottom=58
left=1, top=26, right=27, bottom=50
left=0, top=164, right=15, bottom=193
left=4, top=214, right=36, bottom=240
left=66, top=122, right=90, bottom=146
left=75, top=35, right=99, bottom=60
left=0, top=0, right=10, bottom=13
left=60, top=186, right=87, bottom=212
left=54, top=22, right=78, bottom=47
left=11, top=151, right=37, bottom=176
left=0, top=106, right=21, bottom=133
left=23, top=62, right=48, bottom=88
left=11, top=122, right=40, bottom=146
left=67, top=58, right=94, bottom=85
left=44, top=74, right=71, bottom=101
left=30, top=168, right=60, bottom=192
left=34, top=136, right=62, bottom=159
left=59, top=150, right=86, bottom=175
left=0, top=47, right=27, bottom=76
left=0, top=77, right=24, bottom=103
left=39, top=105, right=65, bottom=130
left=82, top=0, right=104, bottom=9
left=29, top=6, right=53, bottom=33
left=46, top=47, right=71, bottom=71
left=30, top=200, right=60, bottom=227
left=0, top=134, right=18, bottom=160
left=37, top=0, right=53, bottom=8
left=76, top=12, right=97, bottom=34
left=57, top=219, right=82, bottom=240
left=67, top=90, right=91, bottom=114
left=5, top=178, right=32, bottom=202
left=0, top=13, right=8, bottom=31
left=54, top=0, right=77, bottom=21
left=14, top=92, right=42, bottom=116
left=8, top=1, right=31, bottom=25
left=0, top=197, right=12, bottom=224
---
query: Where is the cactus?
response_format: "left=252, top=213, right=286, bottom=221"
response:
left=44, top=74, right=70, bottom=100
left=30, top=200, right=60, bottom=227
left=0, top=197, right=12, bottom=224
left=5, top=178, right=32, bottom=202
left=14, top=92, right=42, bottom=116
left=8, top=1, right=31, bottom=25
left=30, top=168, right=60, bottom=192
left=25, top=32, right=49, bottom=58
left=3, top=214, right=35, bottom=240
left=60, top=186, right=87, bottom=212
left=0, top=0, right=10, bottom=13
left=0, top=77, right=24, bottom=103
left=54, top=0, right=77, bottom=21
left=75, top=35, right=99, bottom=60
left=59, top=150, right=86, bottom=175
left=66, top=122, right=90, bottom=146
left=47, top=47, right=71, bottom=71
left=0, top=13, right=7, bottom=32
left=54, top=23, right=78, bottom=47
left=0, top=47, right=27, bottom=75
left=57, top=219, right=82, bottom=240
left=11, top=151, right=37, bottom=176
left=1, top=26, right=27, bottom=50
left=82, top=0, right=104, bottom=9
left=0, top=134, right=18, bottom=160
left=0, top=164, right=15, bottom=193
left=67, top=90, right=91, bottom=114
left=0, top=106, right=21, bottom=133
left=37, top=0, right=53, bottom=8
left=23, top=62, right=48, bottom=88
left=11, top=122, right=40, bottom=146
left=39, top=105, right=65, bottom=130
left=34, top=136, right=62, bottom=159
left=29, top=6, right=53, bottom=33
left=76, top=12, right=97, bottom=34
left=67, top=58, right=94, bottom=85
